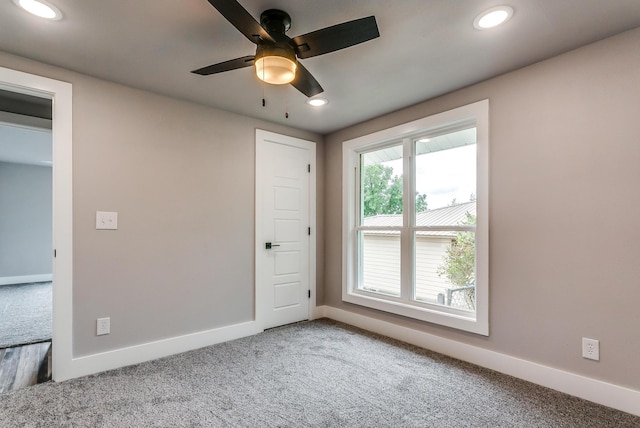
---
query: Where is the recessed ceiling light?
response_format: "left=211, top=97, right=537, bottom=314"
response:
left=307, top=98, right=328, bottom=107
left=473, top=6, right=513, bottom=30
left=13, top=0, right=62, bottom=20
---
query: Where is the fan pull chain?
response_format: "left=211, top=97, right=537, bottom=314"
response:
left=261, top=59, right=266, bottom=107
left=285, top=92, right=289, bottom=119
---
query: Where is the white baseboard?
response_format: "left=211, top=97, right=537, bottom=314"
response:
left=319, top=305, right=640, bottom=417
left=56, top=320, right=262, bottom=382
left=313, top=305, right=327, bottom=319
left=54, top=305, right=639, bottom=417
left=0, top=274, right=52, bottom=285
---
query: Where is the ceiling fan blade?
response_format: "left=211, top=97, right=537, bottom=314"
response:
left=292, top=16, right=379, bottom=59
left=291, top=63, right=324, bottom=97
left=205, top=0, right=274, bottom=44
left=191, top=56, right=255, bottom=75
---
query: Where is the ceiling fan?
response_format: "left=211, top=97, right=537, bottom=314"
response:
left=192, top=0, right=380, bottom=98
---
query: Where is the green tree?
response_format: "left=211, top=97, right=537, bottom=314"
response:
left=362, top=164, right=427, bottom=216
left=437, top=213, right=476, bottom=286
left=416, top=193, right=427, bottom=212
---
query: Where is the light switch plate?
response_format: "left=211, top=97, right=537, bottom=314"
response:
left=96, top=211, right=118, bottom=230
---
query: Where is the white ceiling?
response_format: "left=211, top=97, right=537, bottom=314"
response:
left=0, top=1, right=639, bottom=134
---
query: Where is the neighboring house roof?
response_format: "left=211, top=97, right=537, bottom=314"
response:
left=363, top=201, right=476, bottom=237
left=416, top=201, right=476, bottom=227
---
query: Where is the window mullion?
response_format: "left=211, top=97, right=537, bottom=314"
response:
left=401, top=138, right=413, bottom=301
left=352, top=160, right=358, bottom=292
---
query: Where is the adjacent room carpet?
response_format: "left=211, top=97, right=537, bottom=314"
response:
left=1, top=319, right=638, bottom=427
left=0, top=282, right=52, bottom=348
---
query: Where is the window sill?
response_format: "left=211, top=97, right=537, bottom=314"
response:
left=343, top=290, right=488, bottom=336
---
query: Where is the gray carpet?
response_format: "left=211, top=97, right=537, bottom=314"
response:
left=0, top=282, right=52, bottom=348
left=1, top=319, right=638, bottom=427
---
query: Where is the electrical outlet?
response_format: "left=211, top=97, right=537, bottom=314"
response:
left=582, top=338, right=599, bottom=361
left=96, top=317, right=110, bottom=336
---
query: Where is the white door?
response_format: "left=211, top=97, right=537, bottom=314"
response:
left=255, top=130, right=315, bottom=329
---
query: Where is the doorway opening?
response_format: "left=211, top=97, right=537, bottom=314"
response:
left=0, top=88, right=53, bottom=392
left=0, top=66, right=72, bottom=384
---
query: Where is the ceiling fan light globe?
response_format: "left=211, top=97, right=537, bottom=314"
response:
left=255, top=56, right=297, bottom=85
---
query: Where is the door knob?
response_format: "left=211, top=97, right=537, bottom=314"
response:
left=265, top=242, right=280, bottom=249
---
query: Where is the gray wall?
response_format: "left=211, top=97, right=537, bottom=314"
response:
left=0, top=51, right=322, bottom=357
left=0, top=161, right=52, bottom=278
left=323, top=27, right=640, bottom=391
left=2, top=25, right=637, bottom=393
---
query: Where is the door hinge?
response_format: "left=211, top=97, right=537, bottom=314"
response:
left=308, top=290, right=311, bottom=299
left=308, top=164, right=311, bottom=173
left=308, top=227, right=311, bottom=236
left=54, top=249, right=56, bottom=257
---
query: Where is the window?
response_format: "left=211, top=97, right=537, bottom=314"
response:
left=342, top=100, right=488, bottom=335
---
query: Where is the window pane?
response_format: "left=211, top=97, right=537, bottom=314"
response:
left=414, top=229, right=476, bottom=311
left=360, top=145, right=403, bottom=225
left=359, top=230, right=401, bottom=297
left=415, top=128, right=476, bottom=213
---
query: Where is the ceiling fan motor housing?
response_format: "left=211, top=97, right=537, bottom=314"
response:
left=260, top=9, right=292, bottom=34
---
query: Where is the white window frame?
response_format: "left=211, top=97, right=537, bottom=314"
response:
left=342, top=100, right=489, bottom=335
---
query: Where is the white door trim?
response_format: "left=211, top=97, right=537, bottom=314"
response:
left=0, top=66, right=73, bottom=381
left=255, top=129, right=316, bottom=330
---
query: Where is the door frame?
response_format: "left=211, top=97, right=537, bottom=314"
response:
left=0, top=66, right=73, bottom=381
left=255, top=129, right=316, bottom=330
